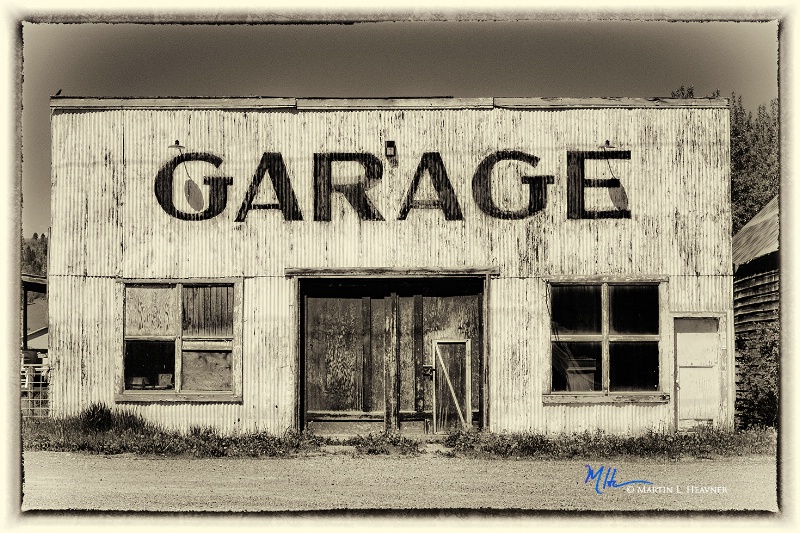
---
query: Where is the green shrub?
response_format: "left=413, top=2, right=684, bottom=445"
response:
left=345, top=432, right=422, bottom=455
left=79, top=403, right=114, bottom=433
left=22, top=406, right=325, bottom=458
left=736, top=322, right=780, bottom=428
left=443, top=426, right=776, bottom=459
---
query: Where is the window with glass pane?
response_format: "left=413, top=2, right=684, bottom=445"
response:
left=609, top=285, right=659, bottom=334
left=609, top=342, right=659, bottom=391
left=550, top=282, right=661, bottom=395
left=551, top=342, right=601, bottom=392
left=124, top=341, right=175, bottom=390
left=550, top=285, right=601, bottom=334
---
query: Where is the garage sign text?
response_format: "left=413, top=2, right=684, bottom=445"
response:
left=154, top=150, right=631, bottom=222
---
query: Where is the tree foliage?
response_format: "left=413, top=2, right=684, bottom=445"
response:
left=730, top=96, right=780, bottom=234
left=21, top=233, right=48, bottom=277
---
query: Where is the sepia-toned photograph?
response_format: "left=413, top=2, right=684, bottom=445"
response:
left=9, top=1, right=790, bottom=525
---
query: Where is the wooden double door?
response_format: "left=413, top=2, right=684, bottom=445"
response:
left=302, top=278, right=484, bottom=435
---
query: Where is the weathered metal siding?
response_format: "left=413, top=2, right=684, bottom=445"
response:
left=50, top=101, right=733, bottom=433
left=52, top=106, right=731, bottom=279
left=486, top=275, right=731, bottom=434
left=49, top=274, right=297, bottom=433
left=48, top=276, right=119, bottom=415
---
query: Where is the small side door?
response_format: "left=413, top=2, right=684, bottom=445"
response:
left=674, top=317, right=721, bottom=430
left=432, top=339, right=471, bottom=433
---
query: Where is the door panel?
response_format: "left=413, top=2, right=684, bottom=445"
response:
left=368, top=297, right=386, bottom=411
left=433, top=340, right=471, bottom=433
left=302, top=278, right=484, bottom=435
left=398, top=296, right=416, bottom=411
left=675, top=317, right=720, bottom=430
left=305, top=297, right=363, bottom=411
left=423, top=294, right=482, bottom=421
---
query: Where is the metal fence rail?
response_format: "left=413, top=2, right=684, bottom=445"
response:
left=21, top=363, right=49, bottom=418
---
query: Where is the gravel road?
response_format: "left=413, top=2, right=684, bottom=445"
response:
left=20, top=450, right=777, bottom=512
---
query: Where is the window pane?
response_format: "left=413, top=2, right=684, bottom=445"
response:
left=182, top=285, right=234, bottom=337
left=125, top=286, right=177, bottom=336
left=609, top=342, right=659, bottom=391
left=609, top=285, right=659, bottom=334
left=551, top=342, right=601, bottom=392
left=124, top=341, right=175, bottom=390
left=181, top=351, right=232, bottom=391
left=550, top=285, right=601, bottom=334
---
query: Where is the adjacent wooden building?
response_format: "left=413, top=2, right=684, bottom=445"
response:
left=732, top=195, right=780, bottom=337
left=48, top=96, right=734, bottom=435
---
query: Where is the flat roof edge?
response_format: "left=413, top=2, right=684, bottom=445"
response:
left=50, top=96, right=731, bottom=110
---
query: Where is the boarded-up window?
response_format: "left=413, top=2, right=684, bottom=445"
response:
left=550, top=283, right=660, bottom=394
left=182, top=351, right=232, bottom=391
left=125, top=286, right=177, bottom=336
left=123, top=282, right=235, bottom=395
left=182, top=285, right=234, bottom=338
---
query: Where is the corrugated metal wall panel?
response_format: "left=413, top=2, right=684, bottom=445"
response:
left=48, top=275, right=299, bottom=433
left=49, top=276, right=118, bottom=416
left=52, top=106, right=731, bottom=279
left=50, top=103, right=733, bottom=434
left=242, top=277, right=296, bottom=434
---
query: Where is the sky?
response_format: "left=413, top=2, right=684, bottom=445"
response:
left=17, top=17, right=780, bottom=237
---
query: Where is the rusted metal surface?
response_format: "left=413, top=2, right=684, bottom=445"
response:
left=49, top=99, right=733, bottom=434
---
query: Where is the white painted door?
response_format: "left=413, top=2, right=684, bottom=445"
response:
left=675, top=318, right=721, bottom=430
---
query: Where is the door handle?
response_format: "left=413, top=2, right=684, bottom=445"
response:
left=422, top=364, right=435, bottom=377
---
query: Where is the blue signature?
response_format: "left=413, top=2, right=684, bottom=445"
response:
left=584, top=465, right=653, bottom=494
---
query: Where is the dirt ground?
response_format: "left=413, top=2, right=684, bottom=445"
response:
left=19, top=449, right=778, bottom=513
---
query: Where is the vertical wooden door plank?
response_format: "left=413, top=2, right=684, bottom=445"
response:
left=384, top=293, right=399, bottom=431
left=360, top=296, right=371, bottom=412
left=413, top=294, right=424, bottom=412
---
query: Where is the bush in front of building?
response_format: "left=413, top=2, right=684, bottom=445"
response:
left=444, top=426, right=776, bottom=459
left=22, top=403, right=323, bottom=457
left=735, top=322, right=780, bottom=429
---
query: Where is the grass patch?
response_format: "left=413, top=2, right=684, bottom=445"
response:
left=22, top=403, right=322, bottom=458
left=338, top=432, right=423, bottom=455
left=24, top=403, right=776, bottom=460
left=443, top=426, right=777, bottom=459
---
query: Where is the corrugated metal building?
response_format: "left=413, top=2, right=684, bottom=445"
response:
left=48, top=96, right=734, bottom=435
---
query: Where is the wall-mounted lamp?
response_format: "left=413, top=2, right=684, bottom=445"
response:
left=385, top=140, right=397, bottom=158
left=599, top=139, right=615, bottom=149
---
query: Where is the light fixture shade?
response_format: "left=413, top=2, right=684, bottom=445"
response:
left=170, top=140, right=186, bottom=150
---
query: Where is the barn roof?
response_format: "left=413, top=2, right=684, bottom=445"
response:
left=732, top=196, right=779, bottom=266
